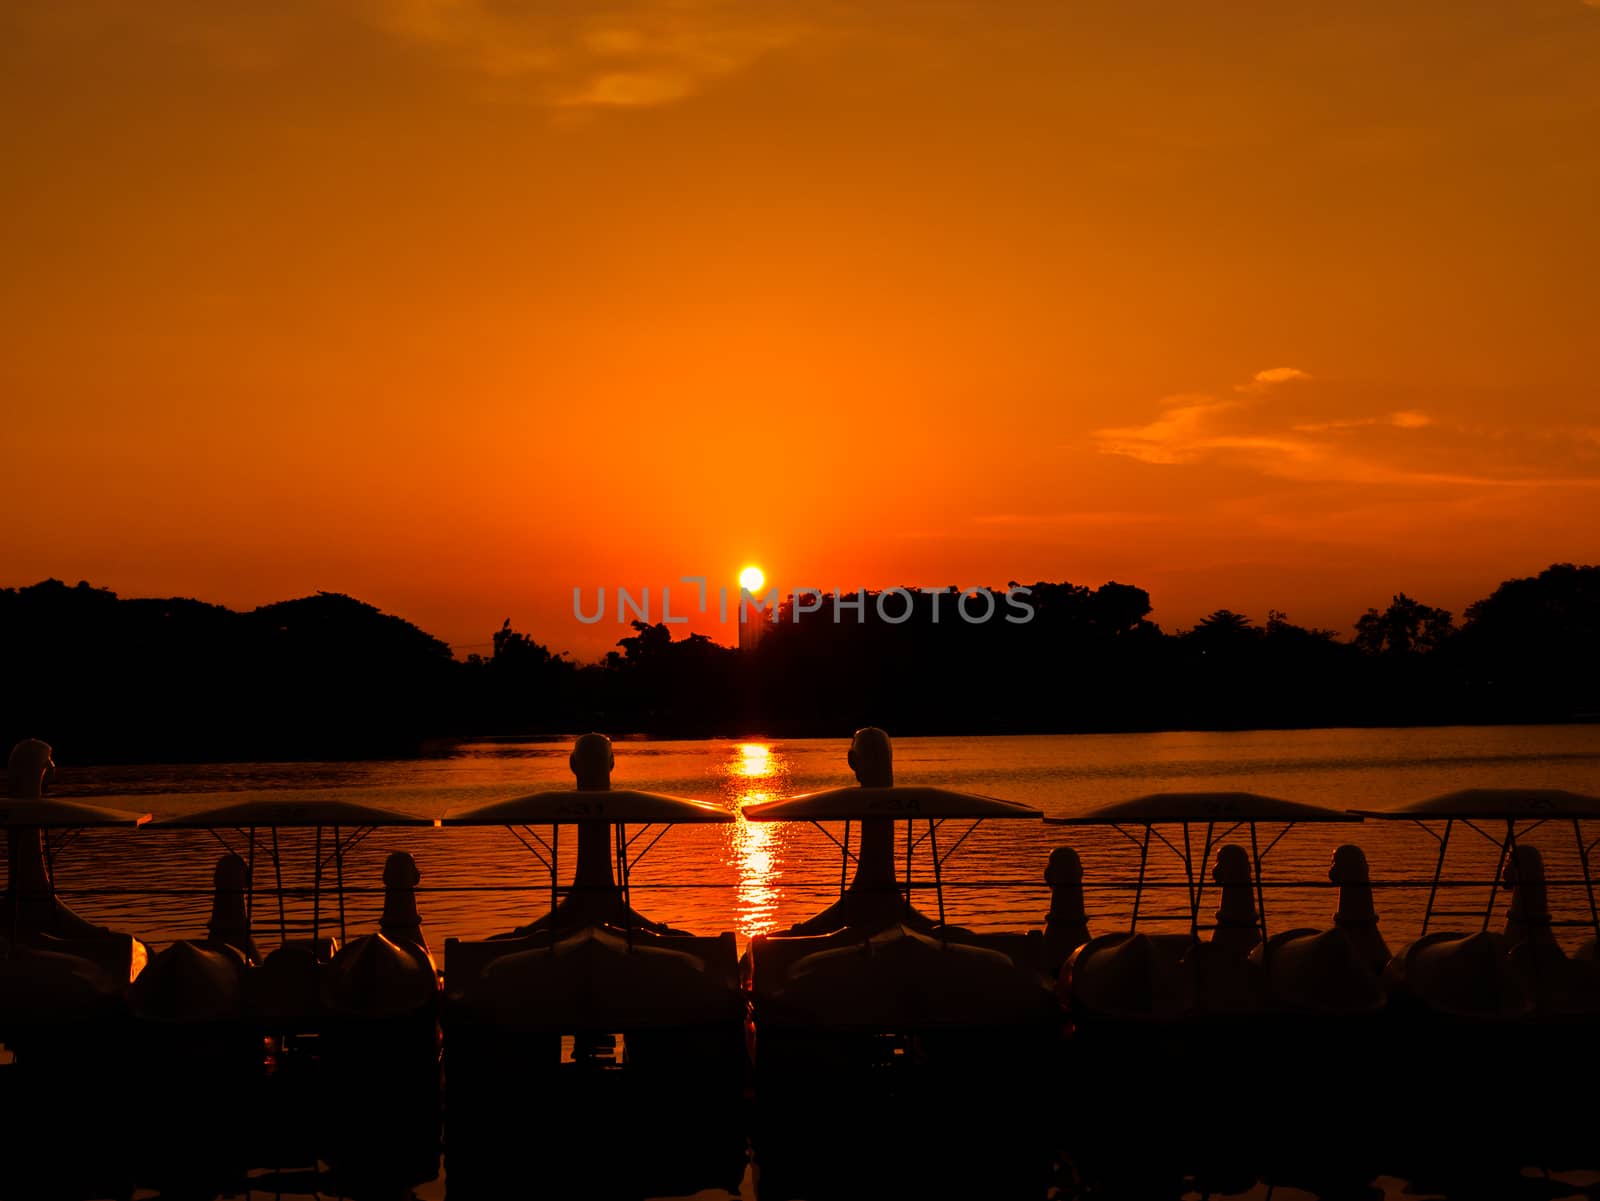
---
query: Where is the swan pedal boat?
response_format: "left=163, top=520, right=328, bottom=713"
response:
left=1351, top=788, right=1600, bottom=1175
left=136, top=796, right=441, bottom=1041
left=439, top=784, right=741, bottom=1070
left=741, top=782, right=1052, bottom=1074
left=1044, top=792, right=1386, bottom=1195
left=1, top=784, right=151, bottom=1056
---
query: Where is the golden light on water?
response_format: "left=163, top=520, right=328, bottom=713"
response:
left=725, top=741, right=786, bottom=937
left=735, top=742, right=771, bottom=777
left=738, top=565, right=765, bottom=594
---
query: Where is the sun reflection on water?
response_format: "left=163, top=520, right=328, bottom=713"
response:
left=733, top=742, right=771, bottom=777
left=725, top=742, right=789, bottom=937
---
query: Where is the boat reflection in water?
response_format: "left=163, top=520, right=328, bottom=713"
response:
left=438, top=733, right=748, bottom=1200
left=136, top=796, right=442, bottom=1200
left=740, top=728, right=1057, bottom=1201
left=1048, top=792, right=1375, bottom=1199
left=1, top=741, right=445, bottom=1200
left=0, top=740, right=152, bottom=1201
left=1356, top=789, right=1600, bottom=1190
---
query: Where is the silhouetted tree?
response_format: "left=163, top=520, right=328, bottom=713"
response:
left=1354, top=594, right=1455, bottom=656
left=1187, top=609, right=1260, bottom=645
left=3, top=564, right=1595, bottom=759
left=1453, top=564, right=1600, bottom=719
left=461, top=620, right=576, bottom=734
left=0, top=582, right=454, bottom=760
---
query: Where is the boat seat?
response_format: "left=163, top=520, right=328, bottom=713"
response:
left=748, top=926, right=1046, bottom=1001
left=1508, top=939, right=1600, bottom=1016
left=129, top=940, right=248, bottom=1024
left=0, top=941, right=128, bottom=1029
left=941, top=929, right=1047, bottom=975
left=1251, top=927, right=1385, bottom=1015
left=745, top=927, right=877, bottom=1000
left=446, top=924, right=734, bottom=996
left=3, top=930, right=145, bottom=986
left=1065, top=932, right=1195, bottom=1022
left=445, top=928, right=562, bottom=996
left=1183, top=939, right=1261, bottom=1014
left=249, top=940, right=332, bottom=1020
left=446, top=924, right=740, bottom=1033
left=753, top=923, right=1054, bottom=1031
left=321, top=933, right=439, bottom=1019
left=1386, top=931, right=1534, bottom=1020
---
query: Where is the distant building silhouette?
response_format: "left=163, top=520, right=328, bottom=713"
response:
left=738, top=593, right=770, bottom=654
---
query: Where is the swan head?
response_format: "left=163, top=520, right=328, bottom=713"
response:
left=7, top=739, right=55, bottom=800
left=1330, top=843, right=1371, bottom=884
left=848, top=727, right=894, bottom=788
left=1213, top=843, right=1252, bottom=886
left=1504, top=844, right=1546, bottom=888
left=383, top=850, right=421, bottom=890
left=1046, top=846, right=1083, bottom=885
left=570, top=732, right=614, bottom=790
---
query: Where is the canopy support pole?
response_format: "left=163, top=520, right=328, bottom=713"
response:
left=840, top=820, right=850, bottom=898
left=312, top=825, right=323, bottom=945
left=1189, top=821, right=1216, bottom=941
left=1575, top=818, right=1600, bottom=943
left=929, top=818, right=946, bottom=933
left=904, top=821, right=913, bottom=909
left=1481, top=821, right=1513, bottom=933
left=618, top=822, right=633, bottom=948
left=1130, top=826, right=1152, bottom=932
left=1182, top=822, right=1197, bottom=938
left=1422, top=819, right=1453, bottom=935
left=1250, top=821, right=1269, bottom=947
left=334, top=824, right=346, bottom=945
left=271, top=827, right=287, bottom=945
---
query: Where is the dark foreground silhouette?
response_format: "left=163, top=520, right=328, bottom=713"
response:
left=1, top=562, right=1597, bottom=760
left=6, top=733, right=1600, bottom=1200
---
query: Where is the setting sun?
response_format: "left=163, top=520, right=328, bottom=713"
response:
left=739, top=566, right=766, bottom=594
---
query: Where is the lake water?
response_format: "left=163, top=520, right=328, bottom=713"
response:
left=27, top=724, right=1600, bottom=957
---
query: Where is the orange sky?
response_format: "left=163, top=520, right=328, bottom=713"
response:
left=3, top=1, right=1598, bottom=659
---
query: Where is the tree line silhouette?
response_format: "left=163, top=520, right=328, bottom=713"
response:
left=2, top=564, right=1596, bottom=762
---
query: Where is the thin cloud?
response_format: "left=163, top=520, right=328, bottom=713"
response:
left=1093, top=394, right=1245, bottom=465
left=360, top=0, right=807, bottom=108
left=973, top=511, right=1172, bottom=527
left=1236, top=366, right=1313, bottom=394
left=1092, top=369, right=1600, bottom=488
left=1293, top=410, right=1433, bottom=433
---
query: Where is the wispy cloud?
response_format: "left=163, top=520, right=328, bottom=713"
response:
left=1292, top=410, right=1432, bottom=433
left=1094, top=394, right=1246, bottom=466
left=972, top=511, right=1172, bottom=527
left=1092, top=368, right=1600, bottom=488
left=1235, top=366, right=1313, bottom=394
left=359, top=0, right=808, bottom=108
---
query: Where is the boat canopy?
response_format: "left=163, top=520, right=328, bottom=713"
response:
left=0, top=797, right=152, bottom=828
left=1350, top=788, right=1600, bottom=941
left=148, top=796, right=434, bottom=828
left=1046, top=791, right=1360, bottom=826
left=1351, top=789, right=1600, bottom=821
left=442, top=789, right=730, bottom=826
left=1045, top=792, right=1357, bottom=944
left=146, top=796, right=433, bottom=946
left=743, top=785, right=1041, bottom=823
